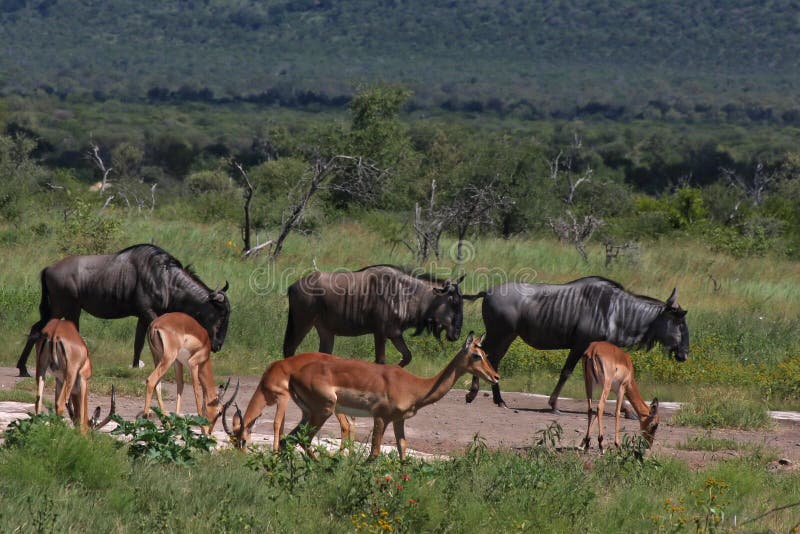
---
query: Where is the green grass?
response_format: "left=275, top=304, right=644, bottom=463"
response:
left=673, top=388, right=773, bottom=430
left=2, top=214, right=800, bottom=411
left=0, top=419, right=798, bottom=532
left=677, top=434, right=742, bottom=452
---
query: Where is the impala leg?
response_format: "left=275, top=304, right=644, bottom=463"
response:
left=581, top=369, right=594, bottom=450
left=175, top=361, right=185, bottom=415
left=392, top=420, right=407, bottom=460
left=145, top=358, right=173, bottom=418
left=188, top=359, right=207, bottom=432
left=369, top=417, right=388, bottom=460
left=614, top=385, right=625, bottom=448
left=336, top=414, right=354, bottom=447
left=35, top=364, right=47, bottom=415
left=272, top=396, right=288, bottom=452
left=596, top=387, right=610, bottom=454
left=549, top=346, right=586, bottom=413
left=389, top=335, right=413, bottom=368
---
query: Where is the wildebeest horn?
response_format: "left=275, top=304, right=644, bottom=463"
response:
left=221, top=280, right=230, bottom=293
left=455, top=274, right=466, bottom=285
left=665, top=288, right=677, bottom=308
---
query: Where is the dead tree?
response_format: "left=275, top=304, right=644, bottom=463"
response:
left=721, top=162, right=775, bottom=211
left=604, top=239, right=640, bottom=267
left=439, top=182, right=511, bottom=263
left=88, top=142, right=113, bottom=194
left=233, top=161, right=255, bottom=253
left=548, top=210, right=604, bottom=262
left=269, top=155, right=388, bottom=261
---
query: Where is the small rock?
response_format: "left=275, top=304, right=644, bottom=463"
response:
left=514, top=410, right=519, bottom=414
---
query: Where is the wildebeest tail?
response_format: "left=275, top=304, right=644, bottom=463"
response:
left=462, top=291, right=487, bottom=301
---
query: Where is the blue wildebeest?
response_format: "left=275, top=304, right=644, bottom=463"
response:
left=282, top=265, right=465, bottom=366
left=16, top=244, right=230, bottom=377
left=464, top=276, right=688, bottom=412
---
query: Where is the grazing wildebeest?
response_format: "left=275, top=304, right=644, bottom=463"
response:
left=16, top=244, right=231, bottom=377
left=282, top=265, right=465, bottom=366
left=464, top=276, right=688, bottom=412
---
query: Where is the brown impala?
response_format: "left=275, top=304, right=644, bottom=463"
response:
left=282, top=332, right=499, bottom=460
left=34, top=319, right=115, bottom=433
left=144, top=312, right=238, bottom=434
left=223, top=352, right=354, bottom=451
left=580, top=341, right=660, bottom=452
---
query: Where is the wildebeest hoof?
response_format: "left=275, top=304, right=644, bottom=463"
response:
left=17, top=367, right=31, bottom=378
left=550, top=408, right=563, bottom=416
left=132, top=360, right=146, bottom=369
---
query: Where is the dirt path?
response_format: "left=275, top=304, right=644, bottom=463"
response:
left=1, top=367, right=797, bottom=468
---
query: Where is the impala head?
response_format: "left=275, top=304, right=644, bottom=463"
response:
left=221, top=383, right=248, bottom=449
left=203, top=377, right=239, bottom=435
left=646, top=288, right=689, bottom=363
left=199, top=281, right=231, bottom=352
left=427, top=275, right=466, bottom=342
left=460, top=331, right=500, bottom=384
left=641, top=398, right=660, bottom=446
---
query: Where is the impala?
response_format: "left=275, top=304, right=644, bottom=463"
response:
left=144, top=312, right=238, bottom=434
left=580, top=341, right=659, bottom=452
left=34, top=319, right=115, bottom=433
left=283, top=332, right=499, bottom=460
left=223, top=352, right=353, bottom=451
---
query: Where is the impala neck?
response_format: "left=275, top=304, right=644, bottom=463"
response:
left=624, top=379, right=651, bottom=420
left=414, top=350, right=468, bottom=409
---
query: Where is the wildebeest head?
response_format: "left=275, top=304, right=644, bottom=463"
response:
left=199, top=281, right=231, bottom=352
left=425, top=275, right=465, bottom=342
left=645, top=288, right=689, bottom=362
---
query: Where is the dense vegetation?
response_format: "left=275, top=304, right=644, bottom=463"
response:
left=2, top=1, right=800, bottom=122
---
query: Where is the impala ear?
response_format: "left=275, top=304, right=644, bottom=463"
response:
left=665, top=288, right=677, bottom=308
left=464, top=331, right=475, bottom=348
left=649, top=398, right=659, bottom=416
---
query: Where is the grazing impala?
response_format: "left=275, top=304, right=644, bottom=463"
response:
left=580, top=341, right=659, bottom=452
left=34, top=319, right=115, bottom=433
left=223, top=352, right=353, bottom=451
left=283, top=332, right=499, bottom=460
left=145, top=312, right=238, bottom=434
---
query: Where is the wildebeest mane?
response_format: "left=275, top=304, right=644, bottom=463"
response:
left=354, top=264, right=452, bottom=285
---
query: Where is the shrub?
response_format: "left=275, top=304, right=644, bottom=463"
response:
left=110, top=409, right=216, bottom=465
left=57, top=199, right=121, bottom=255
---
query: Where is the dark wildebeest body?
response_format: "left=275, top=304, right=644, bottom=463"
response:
left=16, top=244, right=230, bottom=377
left=464, top=276, right=688, bottom=411
left=282, top=265, right=464, bottom=366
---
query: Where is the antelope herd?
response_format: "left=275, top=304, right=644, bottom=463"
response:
left=21, top=244, right=688, bottom=457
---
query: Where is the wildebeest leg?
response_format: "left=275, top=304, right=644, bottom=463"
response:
left=317, top=327, right=335, bottom=354
left=17, top=322, right=44, bottom=377
left=389, top=336, right=413, bottom=367
left=282, top=309, right=315, bottom=357
left=548, top=345, right=586, bottom=414
left=132, top=316, right=152, bottom=369
left=373, top=334, right=387, bottom=364
left=466, top=334, right=514, bottom=406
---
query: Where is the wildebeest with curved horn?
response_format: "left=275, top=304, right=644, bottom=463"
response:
left=282, top=265, right=465, bottom=366
left=464, top=276, right=688, bottom=412
left=16, top=244, right=231, bottom=377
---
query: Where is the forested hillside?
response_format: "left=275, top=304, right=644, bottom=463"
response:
left=2, top=0, right=800, bottom=121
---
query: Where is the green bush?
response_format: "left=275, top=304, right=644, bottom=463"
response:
left=57, top=198, right=121, bottom=255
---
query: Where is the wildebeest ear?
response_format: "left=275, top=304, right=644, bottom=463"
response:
left=464, top=331, right=475, bottom=348
left=221, top=280, right=230, bottom=293
left=665, top=288, right=677, bottom=308
left=673, top=308, right=687, bottom=318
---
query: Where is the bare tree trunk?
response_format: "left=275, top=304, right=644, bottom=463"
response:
left=233, top=162, right=254, bottom=252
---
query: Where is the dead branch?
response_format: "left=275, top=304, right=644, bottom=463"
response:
left=242, top=239, right=275, bottom=258
left=548, top=210, right=604, bottom=262
left=604, top=240, right=640, bottom=267
left=87, top=142, right=113, bottom=194
left=233, top=161, right=255, bottom=252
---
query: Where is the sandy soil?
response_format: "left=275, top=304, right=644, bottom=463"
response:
left=1, top=366, right=797, bottom=469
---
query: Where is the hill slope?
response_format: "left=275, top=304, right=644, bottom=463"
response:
left=2, top=0, right=799, bottom=115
